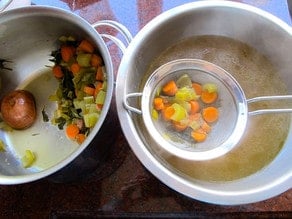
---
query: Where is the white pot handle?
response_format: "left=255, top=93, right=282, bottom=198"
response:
left=0, top=0, right=12, bottom=12
left=92, top=20, right=133, bottom=53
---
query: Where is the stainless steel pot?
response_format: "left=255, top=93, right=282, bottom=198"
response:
left=0, top=6, right=131, bottom=184
left=116, top=1, right=292, bottom=205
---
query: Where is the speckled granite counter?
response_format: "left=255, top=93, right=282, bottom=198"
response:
left=0, top=0, right=291, bottom=218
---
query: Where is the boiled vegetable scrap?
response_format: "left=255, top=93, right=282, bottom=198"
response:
left=152, top=74, right=219, bottom=143
left=21, top=149, right=36, bottom=168
left=50, top=36, right=107, bottom=144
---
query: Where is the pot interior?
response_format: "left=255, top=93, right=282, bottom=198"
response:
left=117, top=2, right=292, bottom=204
left=0, top=7, right=113, bottom=184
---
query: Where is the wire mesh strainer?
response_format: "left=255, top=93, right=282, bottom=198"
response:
left=124, top=59, right=292, bottom=160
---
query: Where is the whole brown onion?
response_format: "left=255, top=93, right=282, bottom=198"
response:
left=1, top=90, right=37, bottom=129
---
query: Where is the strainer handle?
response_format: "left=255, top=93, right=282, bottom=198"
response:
left=124, top=93, right=143, bottom=114
left=247, top=95, right=292, bottom=116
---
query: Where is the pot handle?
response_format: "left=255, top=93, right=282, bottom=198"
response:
left=124, top=93, right=143, bottom=114
left=0, top=0, right=12, bottom=12
left=92, top=20, right=133, bottom=53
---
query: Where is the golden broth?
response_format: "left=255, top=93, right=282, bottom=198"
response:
left=142, top=35, right=290, bottom=181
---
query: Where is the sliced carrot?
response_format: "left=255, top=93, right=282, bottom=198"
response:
left=78, top=39, right=94, bottom=53
left=162, top=106, right=175, bottom=121
left=192, top=82, right=202, bottom=95
left=189, top=100, right=200, bottom=114
left=83, top=85, right=95, bottom=96
left=172, top=121, right=188, bottom=131
left=162, top=80, right=178, bottom=96
left=52, top=65, right=64, bottom=79
left=95, top=67, right=104, bottom=81
left=61, top=45, right=75, bottom=62
left=202, top=107, right=219, bottom=123
left=66, top=124, right=80, bottom=140
left=71, top=62, right=81, bottom=75
left=153, top=97, right=165, bottom=111
left=91, top=54, right=103, bottom=67
left=191, top=129, right=207, bottom=142
left=201, top=90, right=218, bottom=104
left=76, top=133, right=86, bottom=144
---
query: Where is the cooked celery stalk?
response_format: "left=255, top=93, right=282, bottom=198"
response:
left=77, top=53, right=92, bottom=67
left=203, top=83, right=218, bottom=93
left=175, top=100, right=191, bottom=113
left=84, top=96, right=94, bottom=104
left=101, top=80, right=107, bottom=90
left=73, top=99, right=84, bottom=110
left=176, top=74, right=192, bottom=88
left=170, top=103, right=187, bottom=122
left=84, top=112, right=99, bottom=128
left=0, top=139, right=5, bottom=152
left=155, top=86, right=162, bottom=97
left=95, top=90, right=106, bottom=105
left=189, top=120, right=200, bottom=131
left=151, top=109, right=159, bottom=120
left=21, top=150, right=36, bottom=168
left=175, top=87, right=198, bottom=102
left=85, top=103, right=98, bottom=114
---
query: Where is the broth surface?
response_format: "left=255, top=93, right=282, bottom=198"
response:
left=142, top=35, right=290, bottom=181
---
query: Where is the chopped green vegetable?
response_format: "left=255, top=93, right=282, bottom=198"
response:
left=84, top=112, right=99, bottom=128
left=73, top=99, right=84, bottom=110
left=170, top=103, right=187, bottom=122
left=84, top=96, right=94, bottom=104
left=151, top=109, right=159, bottom=120
left=203, top=83, right=218, bottom=93
left=21, top=150, right=36, bottom=168
left=175, top=87, right=198, bottom=102
left=189, top=120, right=200, bottom=131
left=49, top=36, right=107, bottom=143
left=77, top=53, right=92, bottom=67
left=155, top=86, right=162, bottom=97
left=175, top=100, right=191, bottom=113
left=85, top=103, right=98, bottom=114
left=0, top=139, right=5, bottom=152
left=95, top=90, right=106, bottom=105
left=176, top=74, right=192, bottom=88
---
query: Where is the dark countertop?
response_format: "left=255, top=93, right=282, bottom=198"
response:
left=1, top=0, right=291, bottom=218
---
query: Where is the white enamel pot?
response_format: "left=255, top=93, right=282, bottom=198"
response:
left=0, top=6, right=132, bottom=184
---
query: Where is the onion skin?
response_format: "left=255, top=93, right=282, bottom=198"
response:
left=1, top=90, right=37, bottom=129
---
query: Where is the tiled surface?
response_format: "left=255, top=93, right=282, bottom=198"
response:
left=0, top=0, right=291, bottom=218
